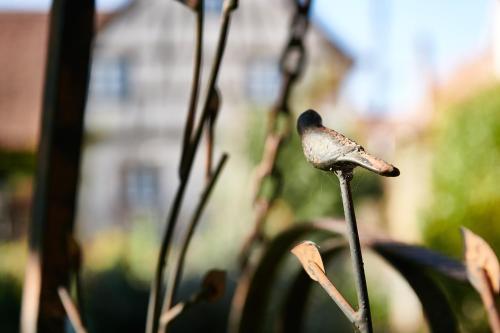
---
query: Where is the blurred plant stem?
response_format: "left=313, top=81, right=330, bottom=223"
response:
left=57, top=287, right=87, bottom=333
left=161, top=154, right=228, bottom=332
left=146, top=1, right=238, bottom=332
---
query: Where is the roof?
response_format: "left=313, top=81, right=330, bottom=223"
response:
left=0, top=13, right=47, bottom=150
left=0, top=11, right=119, bottom=151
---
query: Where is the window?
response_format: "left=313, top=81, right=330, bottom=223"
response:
left=122, top=163, right=160, bottom=210
left=90, top=57, right=129, bottom=100
left=245, top=58, right=280, bottom=105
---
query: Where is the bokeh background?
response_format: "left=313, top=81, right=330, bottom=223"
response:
left=0, top=0, right=499, bottom=332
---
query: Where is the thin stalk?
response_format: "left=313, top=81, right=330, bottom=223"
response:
left=160, top=302, right=187, bottom=327
left=181, top=1, right=236, bottom=181
left=205, top=120, right=215, bottom=180
left=146, top=2, right=237, bottom=332
left=160, top=291, right=203, bottom=327
left=146, top=177, right=189, bottom=333
left=336, top=169, right=373, bottom=333
left=204, top=88, right=220, bottom=182
left=58, top=287, right=87, bottom=333
left=161, top=154, right=228, bottom=332
left=179, top=5, right=204, bottom=177
left=75, top=268, right=86, bottom=329
left=309, top=262, right=357, bottom=324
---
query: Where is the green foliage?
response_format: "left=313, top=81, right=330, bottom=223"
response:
left=0, top=274, right=21, bottom=333
left=423, top=85, right=500, bottom=256
left=0, top=150, right=35, bottom=179
left=0, top=243, right=25, bottom=332
left=423, top=85, right=500, bottom=332
left=85, top=262, right=149, bottom=332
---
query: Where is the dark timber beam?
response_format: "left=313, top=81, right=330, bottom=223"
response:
left=20, top=0, right=94, bottom=332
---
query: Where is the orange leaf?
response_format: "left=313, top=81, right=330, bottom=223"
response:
left=291, top=241, right=325, bottom=281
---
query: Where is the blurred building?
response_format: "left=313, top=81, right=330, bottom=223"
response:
left=0, top=12, right=116, bottom=151
left=0, top=13, right=48, bottom=151
left=0, top=10, right=117, bottom=239
left=0, top=0, right=353, bottom=240
left=77, top=0, right=353, bottom=237
left=0, top=13, right=47, bottom=239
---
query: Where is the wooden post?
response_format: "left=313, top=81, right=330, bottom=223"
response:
left=20, top=1, right=94, bottom=331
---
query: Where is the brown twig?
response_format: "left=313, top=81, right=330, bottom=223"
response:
left=146, top=1, right=238, bottom=332
left=179, top=0, right=204, bottom=177
left=160, top=269, right=226, bottom=327
left=161, top=154, right=228, bottom=331
left=204, top=89, right=220, bottom=181
left=238, top=0, right=312, bottom=269
left=309, top=262, right=357, bottom=323
left=160, top=292, right=204, bottom=327
left=159, top=299, right=193, bottom=326
left=58, top=287, right=87, bottom=333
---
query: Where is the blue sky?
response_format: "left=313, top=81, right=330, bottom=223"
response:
left=312, top=0, right=494, bottom=115
left=1, top=0, right=494, bottom=115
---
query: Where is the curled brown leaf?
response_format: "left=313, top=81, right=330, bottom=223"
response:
left=291, top=241, right=325, bottom=281
left=461, top=227, right=500, bottom=293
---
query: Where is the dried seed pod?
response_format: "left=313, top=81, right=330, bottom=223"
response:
left=201, top=269, right=226, bottom=302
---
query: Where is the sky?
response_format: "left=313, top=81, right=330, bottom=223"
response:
left=312, top=0, right=494, bottom=115
left=0, top=0, right=494, bottom=115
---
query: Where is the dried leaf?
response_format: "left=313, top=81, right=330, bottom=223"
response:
left=232, top=221, right=462, bottom=333
left=282, top=241, right=348, bottom=332
left=229, top=223, right=333, bottom=333
left=201, top=269, right=226, bottom=302
left=461, top=227, right=500, bottom=293
left=284, top=240, right=459, bottom=333
left=291, top=241, right=325, bottom=281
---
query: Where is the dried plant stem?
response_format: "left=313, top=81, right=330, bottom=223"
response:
left=336, top=169, right=373, bottom=333
left=75, top=268, right=86, bottom=328
left=205, top=120, right=215, bottom=180
left=146, top=2, right=237, bottom=332
left=308, top=262, right=357, bottom=323
left=147, top=175, right=188, bottom=333
left=179, top=5, right=204, bottom=177
left=160, top=291, right=203, bottom=326
left=238, top=0, right=312, bottom=269
left=159, top=301, right=188, bottom=326
left=58, top=287, right=87, bottom=333
left=161, top=154, right=228, bottom=332
left=181, top=1, right=236, bottom=181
